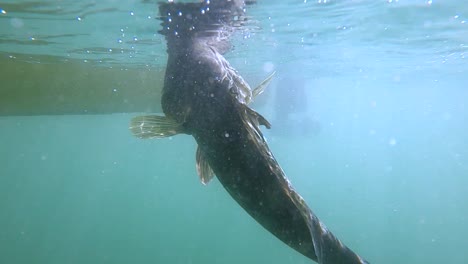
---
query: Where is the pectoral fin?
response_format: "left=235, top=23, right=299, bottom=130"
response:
left=130, top=115, right=184, bottom=139
left=245, top=106, right=271, bottom=129
left=234, top=71, right=276, bottom=104
left=242, top=72, right=275, bottom=129
left=196, top=146, right=215, bottom=185
left=252, top=71, right=276, bottom=98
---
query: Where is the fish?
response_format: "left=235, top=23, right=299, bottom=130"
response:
left=130, top=1, right=369, bottom=263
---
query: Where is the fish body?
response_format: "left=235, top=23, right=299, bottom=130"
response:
left=131, top=1, right=369, bottom=263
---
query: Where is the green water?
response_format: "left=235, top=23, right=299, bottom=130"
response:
left=1, top=0, right=468, bottom=263
left=0, top=115, right=316, bottom=263
left=1, top=80, right=467, bottom=263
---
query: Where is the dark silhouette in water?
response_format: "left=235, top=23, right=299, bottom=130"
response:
left=273, top=74, right=321, bottom=137
left=130, top=1, right=369, bottom=263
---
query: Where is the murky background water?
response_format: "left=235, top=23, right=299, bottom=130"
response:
left=1, top=1, right=467, bottom=263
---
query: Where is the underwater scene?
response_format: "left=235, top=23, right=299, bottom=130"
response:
left=1, top=0, right=467, bottom=263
